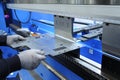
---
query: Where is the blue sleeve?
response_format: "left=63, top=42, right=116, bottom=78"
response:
left=0, top=55, right=21, bottom=79
left=0, top=35, right=7, bottom=46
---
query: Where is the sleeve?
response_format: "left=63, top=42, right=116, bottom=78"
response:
left=0, top=55, right=21, bottom=79
left=0, top=35, right=7, bottom=46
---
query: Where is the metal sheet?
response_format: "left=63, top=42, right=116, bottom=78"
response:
left=102, top=23, right=120, bottom=58
left=10, top=33, right=82, bottom=56
left=58, top=0, right=119, bottom=5
left=54, top=15, right=74, bottom=42
left=13, top=0, right=120, bottom=5
left=14, top=0, right=58, bottom=4
left=82, top=31, right=102, bottom=39
left=7, top=4, right=120, bottom=24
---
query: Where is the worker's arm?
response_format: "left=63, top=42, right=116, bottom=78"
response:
left=0, top=49, right=46, bottom=79
left=0, top=35, right=25, bottom=46
left=0, top=55, right=21, bottom=79
left=0, top=35, right=7, bottom=46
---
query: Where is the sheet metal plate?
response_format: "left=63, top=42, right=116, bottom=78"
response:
left=10, top=34, right=82, bottom=56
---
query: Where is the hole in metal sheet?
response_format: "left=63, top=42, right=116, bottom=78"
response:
left=53, top=46, right=66, bottom=51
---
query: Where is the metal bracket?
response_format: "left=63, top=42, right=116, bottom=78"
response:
left=54, top=15, right=74, bottom=42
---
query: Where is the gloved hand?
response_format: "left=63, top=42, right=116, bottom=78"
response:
left=7, top=35, right=25, bottom=45
left=18, top=49, right=46, bottom=70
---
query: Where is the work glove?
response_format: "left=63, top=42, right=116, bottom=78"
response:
left=18, top=49, right=46, bottom=70
left=7, top=35, right=25, bottom=45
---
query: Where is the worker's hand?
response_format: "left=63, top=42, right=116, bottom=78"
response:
left=18, top=49, right=46, bottom=70
left=7, top=35, right=25, bottom=45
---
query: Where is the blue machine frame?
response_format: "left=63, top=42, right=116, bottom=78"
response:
left=0, top=2, right=7, bottom=31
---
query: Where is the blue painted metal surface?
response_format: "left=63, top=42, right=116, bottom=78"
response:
left=34, top=56, right=83, bottom=80
left=29, top=24, right=38, bottom=33
left=80, top=39, right=102, bottom=64
left=12, top=10, right=54, bottom=33
left=19, top=69, right=35, bottom=80
left=0, top=46, right=18, bottom=59
left=35, top=64, right=59, bottom=80
left=0, top=3, right=7, bottom=31
left=83, top=39, right=102, bottom=50
left=74, top=33, right=102, bottom=64
left=46, top=56, right=84, bottom=80
left=30, top=12, right=54, bottom=33
left=7, top=71, right=20, bottom=80
left=31, top=20, right=54, bottom=33
left=12, top=10, right=30, bottom=23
